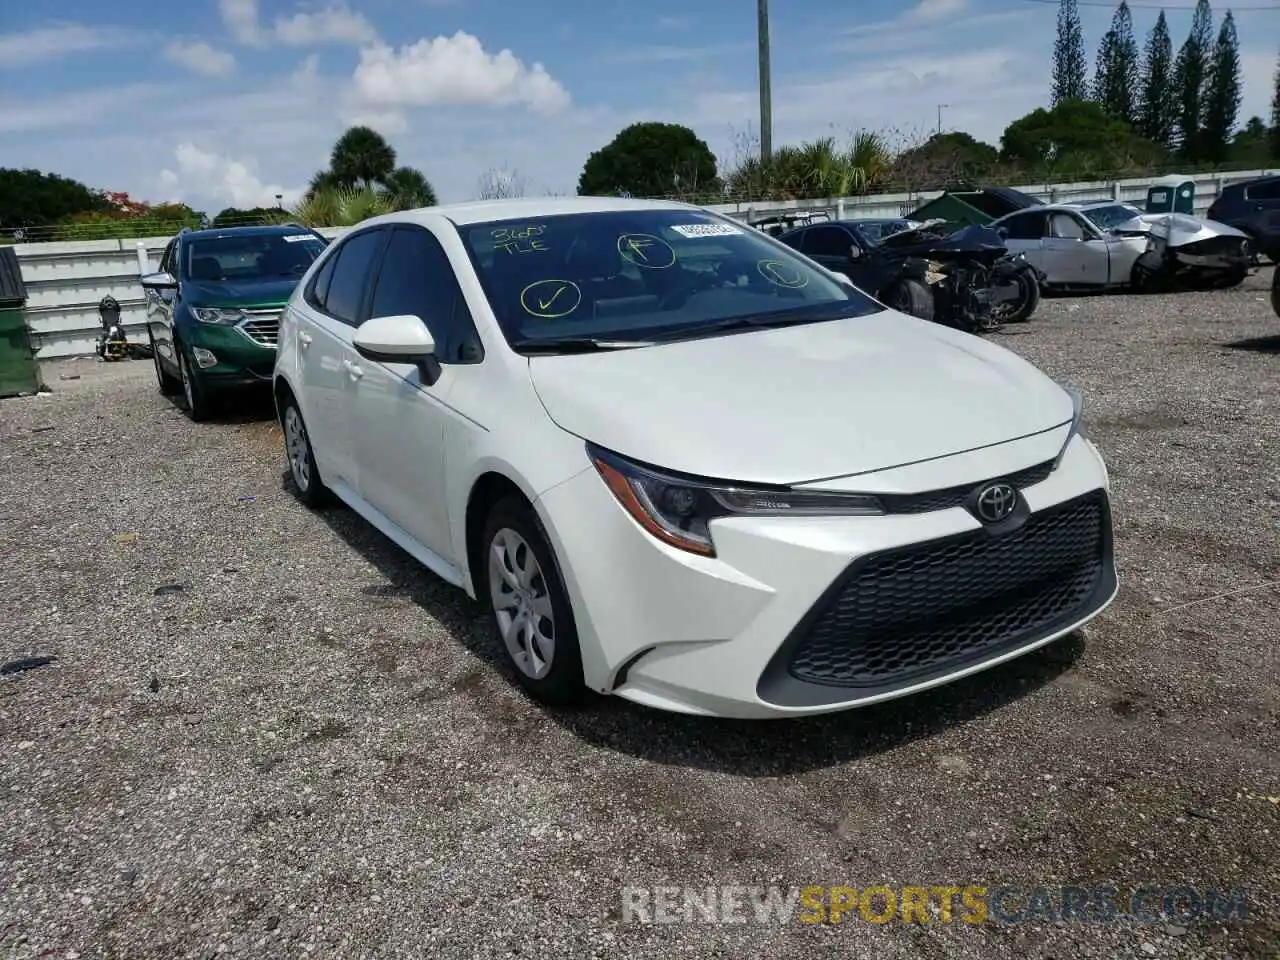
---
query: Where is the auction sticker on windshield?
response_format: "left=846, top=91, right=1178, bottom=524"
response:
left=668, top=223, right=743, bottom=238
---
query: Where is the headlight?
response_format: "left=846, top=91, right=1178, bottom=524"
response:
left=587, top=443, right=884, bottom=557
left=1053, top=383, right=1085, bottom=468
left=191, top=307, right=243, bottom=325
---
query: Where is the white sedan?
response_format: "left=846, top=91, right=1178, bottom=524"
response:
left=272, top=197, right=1117, bottom=719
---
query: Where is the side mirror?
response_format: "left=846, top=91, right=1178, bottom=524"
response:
left=848, top=244, right=863, bottom=261
left=353, top=314, right=441, bottom=384
left=140, top=271, right=177, bottom=290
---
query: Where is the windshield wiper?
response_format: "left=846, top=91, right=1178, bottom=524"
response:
left=510, top=336, right=655, bottom=354
left=646, top=308, right=848, bottom=343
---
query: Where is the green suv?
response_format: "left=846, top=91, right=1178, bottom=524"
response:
left=140, top=224, right=328, bottom=420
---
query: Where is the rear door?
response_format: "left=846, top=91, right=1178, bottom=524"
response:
left=997, top=212, right=1050, bottom=275
left=293, top=227, right=388, bottom=491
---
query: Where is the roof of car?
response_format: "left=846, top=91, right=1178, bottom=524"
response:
left=370, top=196, right=704, bottom=228
left=181, top=223, right=317, bottom=241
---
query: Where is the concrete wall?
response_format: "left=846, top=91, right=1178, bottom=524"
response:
left=11, top=168, right=1276, bottom=359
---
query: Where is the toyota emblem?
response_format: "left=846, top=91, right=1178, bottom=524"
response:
left=975, top=482, right=1017, bottom=523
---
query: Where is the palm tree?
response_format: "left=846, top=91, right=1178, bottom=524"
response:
left=289, top=185, right=394, bottom=228
left=382, top=167, right=437, bottom=208
left=329, top=126, right=397, bottom=190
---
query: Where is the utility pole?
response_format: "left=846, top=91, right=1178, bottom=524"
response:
left=757, top=0, right=772, bottom=164
left=936, top=104, right=950, bottom=137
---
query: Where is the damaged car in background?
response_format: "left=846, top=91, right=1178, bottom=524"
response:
left=990, top=201, right=1251, bottom=292
left=778, top=218, right=1044, bottom=334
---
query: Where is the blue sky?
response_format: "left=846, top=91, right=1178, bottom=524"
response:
left=1, top=0, right=1276, bottom=211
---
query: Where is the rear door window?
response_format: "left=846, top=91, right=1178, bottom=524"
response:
left=323, top=229, right=387, bottom=326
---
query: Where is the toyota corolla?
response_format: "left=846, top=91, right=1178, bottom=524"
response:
left=272, top=197, right=1118, bottom=719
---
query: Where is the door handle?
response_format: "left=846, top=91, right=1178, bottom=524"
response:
left=298, top=331, right=313, bottom=348
left=343, top=359, right=364, bottom=380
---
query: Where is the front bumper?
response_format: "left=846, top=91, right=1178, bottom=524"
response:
left=182, top=314, right=280, bottom=386
left=536, top=433, right=1117, bottom=719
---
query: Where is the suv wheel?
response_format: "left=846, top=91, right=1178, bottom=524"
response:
left=480, top=497, right=586, bottom=707
left=177, top=343, right=213, bottom=422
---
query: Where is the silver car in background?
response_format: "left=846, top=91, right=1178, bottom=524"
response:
left=991, top=200, right=1250, bottom=292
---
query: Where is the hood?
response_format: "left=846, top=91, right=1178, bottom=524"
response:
left=878, top=221, right=1007, bottom=258
left=181, top=276, right=299, bottom=308
left=527, top=311, right=1074, bottom=485
left=1114, top=213, right=1247, bottom=247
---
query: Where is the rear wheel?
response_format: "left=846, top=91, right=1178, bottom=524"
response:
left=281, top=397, right=331, bottom=507
left=884, top=277, right=935, bottom=321
left=480, top=496, right=586, bottom=707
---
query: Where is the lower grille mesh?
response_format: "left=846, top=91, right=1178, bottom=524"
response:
left=786, top=493, right=1107, bottom=689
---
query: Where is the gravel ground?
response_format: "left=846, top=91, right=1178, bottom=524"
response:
left=2, top=270, right=1278, bottom=960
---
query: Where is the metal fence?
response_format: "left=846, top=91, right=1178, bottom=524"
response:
left=8, top=168, right=1276, bottom=359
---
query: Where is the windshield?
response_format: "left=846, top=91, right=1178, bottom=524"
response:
left=1081, top=204, right=1144, bottom=230
left=851, top=220, right=911, bottom=245
left=184, top=233, right=325, bottom=282
left=456, top=209, right=883, bottom=347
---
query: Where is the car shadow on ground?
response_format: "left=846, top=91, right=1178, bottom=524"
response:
left=1223, top=335, right=1280, bottom=354
left=300, top=474, right=1085, bottom=776
left=166, top=388, right=276, bottom=424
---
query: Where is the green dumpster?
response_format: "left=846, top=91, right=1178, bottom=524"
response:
left=907, top=187, right=1045, bottom=226
left=1145, top=175, right=1195, bottom=214
left=0, top=247, right=40, bottom=399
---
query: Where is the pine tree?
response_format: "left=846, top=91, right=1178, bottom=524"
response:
left=1138, top=11, right=1176, bottom=147
left=1051, top=0, right=1089, bottom=105
left=1201, top=12, right=1241, bottom=164
left=1094, top=1, right=1139, bottom=125
left=1172, top=0, right=1214, bottom=160
left=1271, top=49, right=1280, bottom=161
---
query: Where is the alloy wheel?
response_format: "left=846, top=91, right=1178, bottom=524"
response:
left=487, top=527, right=556, bottom=679
left=284, top=405, right=311, bottom=492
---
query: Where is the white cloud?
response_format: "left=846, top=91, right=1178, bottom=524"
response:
left=163, top=41, right=236, bottom=77
left=220, top=0, right=378, bottom=48
left=158, top=143, right=303, bottom=210
left=219, top=0, right=265, bottom=46
left=907, top=0, right=968, bottom=23
left=351, top=32, right=570, bottom=113
left=0, top=22, right=144, bottom=67
left=275, top=5, right=378, bottom=46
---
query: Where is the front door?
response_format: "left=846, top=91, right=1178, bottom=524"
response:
left=351, top=225, right=478, bottom=567
left=1043, top=213, right=1110, bottom=285
left=801, top=225, right=882, bottom=293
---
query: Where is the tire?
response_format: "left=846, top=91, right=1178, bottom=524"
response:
left=1003, top=268, right=1041, bottom=322
left=176, top=341, right=214, bottom=422
left=884, top=277, right=935, bottom=322
left=151, top=332, right=181, bottom=396
left=479, top=496, right=586, bottom=707
left=280, top=395, right=332, bottom=508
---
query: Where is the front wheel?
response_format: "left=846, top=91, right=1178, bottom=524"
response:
left=884, top=277, right=935, bottom=322
left=480, top=497, right=586, bottom=707
left=176, top=343, right=213, bottom=422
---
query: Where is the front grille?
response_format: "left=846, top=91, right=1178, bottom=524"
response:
left=778, top=492, right=1110, bottom=693
left=878, top=459, right=1055, bottom=515
left=237, top=309, right=281, bottom=347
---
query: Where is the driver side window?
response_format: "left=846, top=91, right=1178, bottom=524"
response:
left=1050, top=214, right=1086, bottom=240
left=803, top=226, right=855, bottom=258
left=159, top=240, right=177, bottom=277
